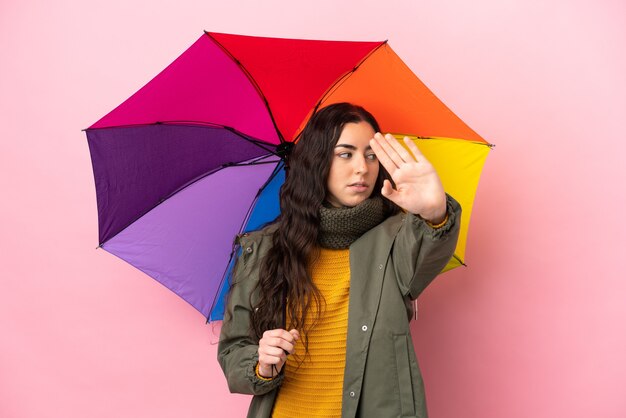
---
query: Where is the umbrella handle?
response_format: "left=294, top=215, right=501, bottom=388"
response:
left=281, top=283, right=288, bottom=329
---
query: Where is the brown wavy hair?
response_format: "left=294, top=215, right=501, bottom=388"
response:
left=251, top=103, right=400, bottom=349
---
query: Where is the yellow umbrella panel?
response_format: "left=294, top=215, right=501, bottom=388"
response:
left=396, top=135, right=491, bottom=272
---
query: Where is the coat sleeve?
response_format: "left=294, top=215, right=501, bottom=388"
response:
left=392, top=193, right=462, bottom=300
left=217, top=235, right=284, bottom=395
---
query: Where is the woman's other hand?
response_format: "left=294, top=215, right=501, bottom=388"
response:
left=257, top=328, right=300, bottom=378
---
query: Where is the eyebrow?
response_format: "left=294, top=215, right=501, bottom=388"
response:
left=335, top=144, right=373, bottom=150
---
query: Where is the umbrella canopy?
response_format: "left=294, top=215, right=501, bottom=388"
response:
left=85, top=31, right=491, bottom=321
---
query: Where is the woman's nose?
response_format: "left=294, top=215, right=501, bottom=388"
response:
left=354, top=156, right=368, bottom=174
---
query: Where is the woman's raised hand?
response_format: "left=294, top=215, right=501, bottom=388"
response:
left=257, top=328, right=300, bottom=378
left=370, top=133, right=447, bottom=223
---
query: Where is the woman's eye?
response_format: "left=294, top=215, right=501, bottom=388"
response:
left=338, top=152, right=351, bottom=159
left=366, top=153, right=377, bottom=161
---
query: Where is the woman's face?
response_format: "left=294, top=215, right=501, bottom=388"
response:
left=326, top=121, right=379, bottom=208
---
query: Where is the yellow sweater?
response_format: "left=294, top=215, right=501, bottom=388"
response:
left=271, top=248, right=351, bottom=418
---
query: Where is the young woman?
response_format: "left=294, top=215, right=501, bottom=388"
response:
left=218, top=103, right=461, bottom=418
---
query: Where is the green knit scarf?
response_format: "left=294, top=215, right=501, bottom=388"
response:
left=318, top=196, right=386, bottom=249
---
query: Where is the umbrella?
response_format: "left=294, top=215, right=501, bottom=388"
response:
left=85, top=31, right=492, bottom=322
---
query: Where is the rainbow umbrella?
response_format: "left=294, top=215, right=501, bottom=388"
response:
left=85, top=31, right=491, bottom=321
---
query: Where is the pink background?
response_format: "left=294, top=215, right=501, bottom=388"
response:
left=2, top=0, right=625, bottom=417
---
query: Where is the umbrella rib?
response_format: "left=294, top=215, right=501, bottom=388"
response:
left=90, top=120, right=282, bottom=247
left=98, top=154, right=277, bottom=247
left=204, top=31, right=286, bottom=144
left=83, top=120, right=230, bottom=132
left=160, top=157, right=279, bottom=202
left=222, top=126, right=278, bottom=155
left=84, top=120, right=278, bottom=149
left=207, top=161, right=285, bottom=322
left=207, top=249, right=238, bottom=324
left=232, top=160, right=284, bottom=240
left=316, top=40, right=388, bottom=108
left=86, top=120, right=284, bottom=157
left=452, top=254, right=466, bottom=267
left=291, top=40, right=388, bottom=142
left=229, top=159, right=281, bottom=167
left=232, top=162, right=282, bottom=237
left=394, top=135, right=496, bottom=149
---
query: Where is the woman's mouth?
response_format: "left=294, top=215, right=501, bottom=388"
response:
left=348, top=182, right=369, bottom=192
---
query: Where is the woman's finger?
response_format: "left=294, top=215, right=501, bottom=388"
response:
left=372, top=133, right=405, bottom=168
left=382, top=179, right=405, bottom=208
left=381, top=179, right=393, bottom=197
left=384, top=133, right=415, bottom=163
left=260, top=328, right=298, bottom=354
left=260, top=345, right=289, bottom=359
left=262, top=329, right=296, bottom=344
left=403, top=137, right=427, bottom=162
left=289, top=329, right=300, bottom=340
left=370, top=136, right=397, bottom=175
left=262, top=329, right=293, bottom=339
left=269, top=337, right=296, bottom=354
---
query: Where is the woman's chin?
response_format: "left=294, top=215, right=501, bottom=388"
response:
left=341, top=195, right=371, bottom=208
